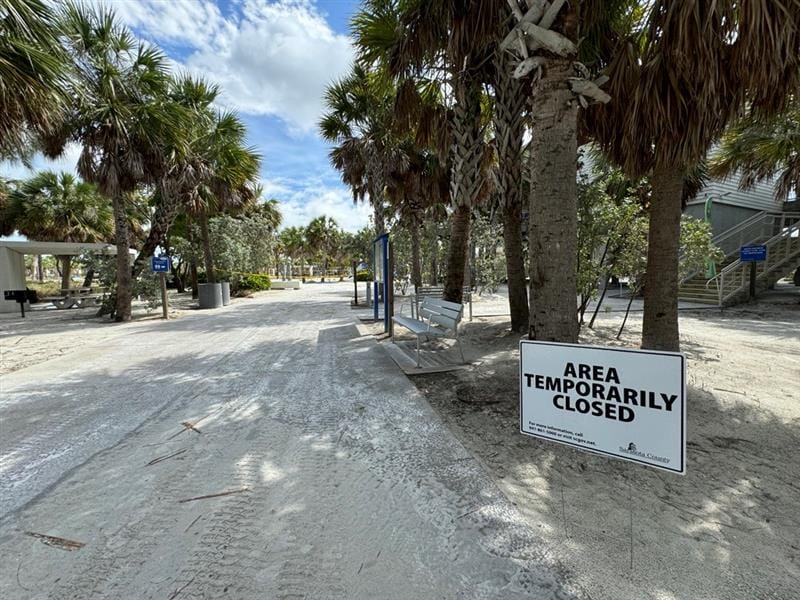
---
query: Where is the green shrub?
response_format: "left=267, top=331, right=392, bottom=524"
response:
left=237, top=273, right=271, bottom=292
left=356, top=269, right=372, bottom=282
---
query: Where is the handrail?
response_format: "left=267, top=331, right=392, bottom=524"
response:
left=710, top=219, right=800, bottom=305
left=681, top=211, right=800, bottom=287
left=711, top=210, right=770, bottom=252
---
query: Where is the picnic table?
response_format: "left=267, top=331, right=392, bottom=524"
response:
left=42, top=287, right=108, bottom=309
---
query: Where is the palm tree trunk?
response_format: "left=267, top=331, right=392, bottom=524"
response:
left=527, top=57, right=579, bottom=342
left=430, top=253, right=437, bottom=285
left=444, top=76, right=483, bottom=304
left=443, top=204, right=471, bottom=303
left=410, top=219, right=422, bottom=292
left=190, top=262, right=199, bottom=298
left=199, top=213, right=216, bottom=284
left=58, top=255, right=72, bottom=292
left=503, top=203, right=529, bottom=332
left=132, top=188, right=181, bottom=278
left=112, top=192, right=133, bottom=321
left=494, top=47, right=529, bottom=331
left=642, top=166, right=683, bottom=351
left=37, top=255, right=44, bottom=282
left=373, top=198, right=385, bottom=237
left=495, top=48, right=529, bottom=333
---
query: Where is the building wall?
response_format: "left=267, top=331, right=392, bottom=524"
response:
left=0, top=247, right=27, bottom=313
left=696, top=175, right=781, bottom=212
left=685, top=202, right=762, bottom=239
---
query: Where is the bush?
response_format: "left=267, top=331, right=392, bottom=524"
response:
left=236, top=273, right=271, bottom=292
left=356, top=269, right=372, bottom=282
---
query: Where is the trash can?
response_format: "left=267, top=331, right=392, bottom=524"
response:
left=220, top=281, right=231, bottom=306
left=198, top=282, right=223, bottom=309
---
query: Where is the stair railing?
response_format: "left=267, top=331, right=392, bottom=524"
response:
left=711, top=216, right=800, bottom=305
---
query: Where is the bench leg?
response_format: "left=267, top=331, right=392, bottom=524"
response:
left=416, top=336, right=421, bottom=368
left=456, top=336, right=466, bottom=364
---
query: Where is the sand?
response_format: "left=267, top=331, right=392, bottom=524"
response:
left=411, top=292, right=800, bottom=599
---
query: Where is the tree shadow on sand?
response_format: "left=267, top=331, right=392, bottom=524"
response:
left=414, top=320, right=800, bottom=600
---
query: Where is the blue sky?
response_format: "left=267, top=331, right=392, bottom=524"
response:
left=0, top=0, right=369, bottom=232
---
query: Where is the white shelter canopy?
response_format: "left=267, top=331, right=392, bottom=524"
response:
left=0, top=240, right=128, bottom=313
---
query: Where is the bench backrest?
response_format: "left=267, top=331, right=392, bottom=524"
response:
left=415, top=286, right=471, bottom=297
left=420, top=297, right=463, bottom=332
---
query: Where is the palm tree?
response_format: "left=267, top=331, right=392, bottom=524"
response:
left=500, top=0, right=636, bottom=342
left=591, top=0, right=800, bottom=351
left=353, top=0, right=502, bottom=304
left=320, top=64, right=394, bottom=236
left=492, top=34, right=528, bottom=333
left=0, top=0, right=67, bottom=160
left=53, top=3, right=186, bottom=321
left=305, top=216, right=340, bottom=282
left=5, top=171, right=113, bottom=289
left=709, top=105, right=800, bottom=203
left=182, top=111, right=261, bottom=283
left=131, top=76, right=217, bottom=278
left=385, top=143, right=449, bottom=292
left=279, top=226, right=307, bottom=281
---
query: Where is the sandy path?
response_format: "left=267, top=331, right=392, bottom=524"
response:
left=0, top=284, right=580, bottom=599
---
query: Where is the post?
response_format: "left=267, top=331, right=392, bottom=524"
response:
left=383, top=236, right=390, bottom=334
left=160, top=272, right=169, bottom=319
left=387, top=240, right=394, bottom=337
left=749, top=261, right=756, bottom=301
left=353, top=260, right=358, bottom=305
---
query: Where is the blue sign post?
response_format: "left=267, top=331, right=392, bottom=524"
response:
left=150, top=256, right=171, bottom=318
left=372, top=234, right=391, bottom=333
left=739, top=245, right=767, bottom=301
left=150, top=256, right=171, bottom=272
left=740, top=245, right=767, bottom=262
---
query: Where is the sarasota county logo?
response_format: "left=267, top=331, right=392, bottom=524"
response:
left=627, top=442, right=637, bottom=452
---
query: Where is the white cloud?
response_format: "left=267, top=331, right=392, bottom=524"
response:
left=105, top=0, right=354, bottom=133
left=0, top=143, right=82, bottom=180
left=272, top=181, right=371, bottom=232
left=100, top=0, right=230, bottom=49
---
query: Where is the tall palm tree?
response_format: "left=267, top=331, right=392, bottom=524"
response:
left=305, top=216, right=340, bottom=282
left=0, top=0, right=67, bottom=160
left=182, top=111, right=261, bottom=283
left=279, top=226, right=307, bottom=281
left=320, top=64, right=395, bottom=236
left=131, top=76, right=217, bottom=278
left=492, top=35, right=529, bottom=333
left=591, top=0, right=800, bottom=351
left=501, top=0, right=635, bottom=342
left=385, top=142, right=449, bottom=292
left=53, top=3, right=185, bottom=321
left=354, top=0, right=503, bottom=304
left=4, top=171, right=113, bottom=289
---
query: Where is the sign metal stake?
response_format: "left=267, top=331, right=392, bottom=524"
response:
left=160, top=272, right=168, bottom=319
left=628, top=468, right=634, bottom=571
left=559, top=461, right=568, bottom=538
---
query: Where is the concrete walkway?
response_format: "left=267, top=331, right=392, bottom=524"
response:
left=0, top=283, right=580, bottom=599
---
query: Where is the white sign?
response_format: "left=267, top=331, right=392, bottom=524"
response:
left=520, top=341, right=686, bottom=474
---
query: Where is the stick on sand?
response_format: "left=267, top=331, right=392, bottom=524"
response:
left=177, top=488, right=249, bottom=504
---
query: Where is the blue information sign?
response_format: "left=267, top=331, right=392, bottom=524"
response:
left=740, top=245, right=767, bottom=262
left=150, top=256, right=171, bottom=272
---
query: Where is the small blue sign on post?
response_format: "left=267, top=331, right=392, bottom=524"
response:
left=150, top=256, right=171, bottom=273
left=740, top=245, right=767, bottom=262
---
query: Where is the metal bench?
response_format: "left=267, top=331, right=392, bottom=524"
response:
left=392, top=297, right=466, bottom=368
left=405, top=286, right=473, bottom=321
